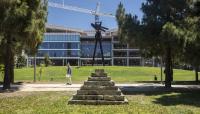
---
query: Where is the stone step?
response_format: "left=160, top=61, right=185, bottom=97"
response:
left=68, top=99, right=128, bottom=105
left=88, top=76, right=111, bottom=81
left=84, top=81, right=115, bottom=86
left=95, top=69, right=104, bottom=74
left=73, top=95, right=104, bottom=100
left=77, top=90, right=122, bottom=95
left=104, top=95, right=125, bottom=101
left=91, top=73, right=107, bottom=77
left=95, top=69, right=105, bottom=74
left=72, top=95, right=125, bottom=101
left=81, top=85, right=118, bottom=90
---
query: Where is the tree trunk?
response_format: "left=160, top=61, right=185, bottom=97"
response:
left=195, top=66, right=199, bottom=82
left=10, top=54, right=14, bottom=83
left=170, top=58, right=173, bottom=81
left=165, top=47, right=172, bottom=88
left=34, top=55, right=36, bottom=82
left=3, top=37, right=12, bottom=90
left=160, top=57, right=163, bottom=82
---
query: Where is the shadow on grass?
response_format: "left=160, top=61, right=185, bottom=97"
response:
left=0, top=81, right=23, bottom=93
left=120, top=85, right=199, bottom=95
left=121, top=87, right=200, bottom=107
left=152, top=92, right=200, bottom=107
left=135, top=81, right=200, bottom=85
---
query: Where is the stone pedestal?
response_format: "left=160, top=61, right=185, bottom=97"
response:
left=68, top=69, right=128, bottom=105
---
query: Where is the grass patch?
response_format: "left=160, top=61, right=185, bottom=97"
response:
left=0, top=91, right=200, bottom=114
left=0, top=66, right=198, bottom=83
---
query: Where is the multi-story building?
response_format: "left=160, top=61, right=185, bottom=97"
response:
left=112, top=36, right=142, bottom=66
left=36, top=32, right=80, bottom=65
left=28, top=25, right=154, bottom=66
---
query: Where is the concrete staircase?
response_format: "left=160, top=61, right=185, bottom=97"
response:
left=68, top=69, right=128, bottom=105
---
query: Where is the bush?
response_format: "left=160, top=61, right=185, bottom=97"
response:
left=16, top=55, right=26, bottom=68
left=44, top=54, right=51, bottom=67
left=0, top=64, right=4, bottom=79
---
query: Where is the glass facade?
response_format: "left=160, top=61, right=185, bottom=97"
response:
left=113, top=43, right=127, bottom=49
left=44, top=33, right=80, bottom=42
left=40, top=42, right=79, bottom=49
left=32, top=32, right=145, bottom=66
left=129, top=51, right=141, bottom=57
left=129, top=59, right=141, bottom=66
left=81, top=41, right=112, bottom=58
left=114, top=59, right=127, bottom=66
left=37, top=33, right=80, bottom=58
left=113, top=51, right=127, bottom=57
left=112, top=40, right=142, bottom=66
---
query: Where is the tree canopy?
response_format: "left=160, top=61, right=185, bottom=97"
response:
left=0, top=0, right=47, bottom=89
left=116, top=0, right=200, bottom=87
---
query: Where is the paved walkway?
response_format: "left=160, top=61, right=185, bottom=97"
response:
left=1, top=83, right=200, bottom=92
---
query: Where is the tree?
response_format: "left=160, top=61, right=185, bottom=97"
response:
left=184, top=35, right=200, bottom=82
left=116, top=2, right=126, bottom=42
left=116, top=2, right=141, bottom=45
left=0, top=35, right=4, bottom=65
left=44, top=54, right=51, bottom=67
left=38, top=66, right=44, bottom=81
left=0, top=64, right=4, bottom=80
left=0, top=0, right=47, bottom=90
left=182, top=1, right=200, bottom=82
left=116, top=0, right=190, bottom=88
left=16, top=55, right=26, bottom=68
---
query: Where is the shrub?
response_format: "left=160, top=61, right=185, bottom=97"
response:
left=44, top=54, right=51, bottom=67
left=16, top=55, right=26, bottom=68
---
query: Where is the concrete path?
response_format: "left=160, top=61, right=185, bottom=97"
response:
left=1, top=83, right=200, bottom=92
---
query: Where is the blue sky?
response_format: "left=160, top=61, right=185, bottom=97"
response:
left=47, top=0, right=146, bottom=30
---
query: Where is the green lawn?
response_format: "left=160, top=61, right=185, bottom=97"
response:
left=0, top=91, right=200, bottom=114
left=0, top=66, right=198, bottom=83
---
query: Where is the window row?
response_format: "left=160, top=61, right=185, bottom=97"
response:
left=39, top=42, right=80, bottom=49
left=113, top=51, right=141, bottom=57
left=44, top=34, right=80, bottom=41
left=37, top=50, right=80, bottom=57
left=114, top=59, right=141, bottom=66
left=80, top=43, right=112, bottom=58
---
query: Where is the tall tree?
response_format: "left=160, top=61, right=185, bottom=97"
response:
left=182, top=1, right=200, bottom=82
left=116, top=0, right=190, bottom=88
left=116, top=2, right=126, bottom=42
left=0, top=0, right=47, bottom=90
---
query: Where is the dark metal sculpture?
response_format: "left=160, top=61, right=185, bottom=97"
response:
left=91, top=22, right=108, bottom=66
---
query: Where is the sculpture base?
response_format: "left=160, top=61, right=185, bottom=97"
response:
left=68, top=69, right=128, bottom=105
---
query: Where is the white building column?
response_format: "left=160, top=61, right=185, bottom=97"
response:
left=78, top=59, right=80, bottom=66
left=141, top=58, right=145, bottom=66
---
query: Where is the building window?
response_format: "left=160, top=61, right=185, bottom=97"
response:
left=39, top=42, right=49, bottom=49
left=113, top=51, right=127, bottom=57
left=37, top=50, right=48, bottom=57
left=114, top=59, right=127, bottom=66
left=129, top=59, right=141, bottom=66
left=49, top=50, right=64, bottom=57
left=129, top=51, right=141, bottom=57
left=81, top=41, right=111, bottom=58
left=64, top=50, right=79, bottom=57
left=113, top=43, right=127, bottom=49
